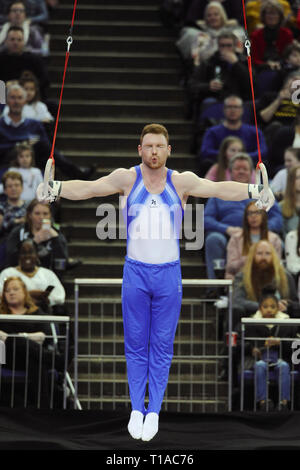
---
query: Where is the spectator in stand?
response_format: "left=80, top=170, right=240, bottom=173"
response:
left=3, top=141, right=43, bottom=203
left=232, top=240, right=299, bottom=325
left=187, top=31, right=251, bottom=110
left=271, top=147, right=300, bottom=200
left=246, top=0, right=296, bottom=35
left=284, top=217, right=300, bottom=278
left=6, top=198, right=68, bottom=272
left=204, top=153, right=283, bottom=279
left=257, top=71, right=300, bottom=155
left=0, top=26, right=49, bottom=99
left=225, top=200, right=282, bottom=280
left=0, top=0, right=49, bottom=27
left=0, top=276, right=52, bottom=407
left=176, top=1, right=244, bottom=69
left=250, top=0, right=294, bottom=71
left=279, top=165, right=300, bottom=237
left=0, top=84, right=94, bottom=180
left=0, top=239, right=65, bottom=313
left=199, top=95, right=267, bottom=175
left=276, top=41, right=300, bottom=87
left=0, top=1, right=46, bottom=56
left=3, top=71, right=54, bottom=122
left=205, top=135, right=256, bottom=182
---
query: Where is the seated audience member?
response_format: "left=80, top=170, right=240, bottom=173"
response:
left=285, top=214, right=300, bottom=277
left=0, top=276, right=52, bottom=407
left=267, top=110, right=300, bottom=174
left=232, top=240, right=299, bottom=325
left=225, top=201, right=282, bottom=280
left=237, top=289, right=297, bottom=411
left=271, top=147, right=300, bottom=200
left=176, top=1, right=243, bottom=69
left=204, top=154, right=283, bottom=279
left=276, top=41, right=300, bottom=87
left=0, top=26, right=49, bottom=99
left=205, top=136, right=255, bottom=182
left=279, top=165, right=300, bottom=237
left=199, top=95, right=267, bottom=175
left=185, top=0, right=243, bottom=25
left=3, top=71, right=54, bottom=122
left=0, top=0, right=49, bottom=26
left=0, top=84, right=94, bottom=180
left=258, top=72, right=300, bottom=150
left=0, top=239, right=65, bottom=313
left=6, top=198, right=68, bottom=271
left=246, top=0, right=296, bottom=35
left=0, top=141, right=43, bottom=203
left=0, top=170, right=27, bottom=237
left=250, top=0, right=294, bottom=71
left=0, top=170, right=26, bottom=269
left=187, top=31, right=251, bottom=111
left=0, top=1, right=46, bottom=55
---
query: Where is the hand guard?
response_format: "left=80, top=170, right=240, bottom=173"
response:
left=36, top=180, right=62, bottom=203
left=248, top=162, right=275, bottom=212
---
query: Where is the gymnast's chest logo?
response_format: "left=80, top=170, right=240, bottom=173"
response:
left=150, top=198, right=159, bottom=208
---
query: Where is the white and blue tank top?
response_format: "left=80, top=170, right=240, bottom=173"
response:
left=123, top=165, right=184, bottom=264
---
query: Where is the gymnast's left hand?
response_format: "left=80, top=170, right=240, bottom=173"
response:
left=255, top=185, right=275, bottom=212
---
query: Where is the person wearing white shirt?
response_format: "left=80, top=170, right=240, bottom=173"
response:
left=271, top=147, right=300, bottom=199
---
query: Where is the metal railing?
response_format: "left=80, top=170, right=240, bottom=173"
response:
left=74, top=278, right=233, bottom=412
left=240, top=318, right=300, bottom=411
left=0, top=314, right=72, bottom=409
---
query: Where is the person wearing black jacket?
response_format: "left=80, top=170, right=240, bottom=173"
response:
left=187, top=30, right=251, bottom=115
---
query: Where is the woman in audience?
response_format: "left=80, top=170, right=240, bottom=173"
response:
left=205, top=136, right=256, bottom=182
left=271, top=147, right=300, bottom=200
left=176, top=1, right=243, bottom=68
left=246, top=0, right=296, bottom=35
left=0, top=239, right=65, bottom=313
left=0, top=276, right=52, bottom=407
left=6, top=198, right=68, bottom=271
left=250, top=0, right=294, bottom=70
left=285, top=216, right=300, bottom=277
left=280, top=164, right=300, bottom=237
left=225, top=201, right=282, bottom=280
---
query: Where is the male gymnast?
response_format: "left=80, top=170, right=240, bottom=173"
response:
left=37, top=123, right=274, bottom=441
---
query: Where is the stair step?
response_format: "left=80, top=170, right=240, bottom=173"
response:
left=54, top=4, right=161, bottom=22
left=49, top=51, right=180, bottom=68
left=51, top=35, right=177, bottom=54
left=55, top=133, right=191, bottom=152
left=48, top=20, right=175, bottom=37
left=53, top=100, right=187, bottom=119
left=48, top=66, right=180, bottom=86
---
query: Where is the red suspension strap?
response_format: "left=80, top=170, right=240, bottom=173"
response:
left=241, top=0, right=263, bottom=170
left=49, top=0, right=78, bottom=166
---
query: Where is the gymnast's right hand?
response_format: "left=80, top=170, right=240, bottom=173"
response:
left=36, top=181, right=62, bottom=203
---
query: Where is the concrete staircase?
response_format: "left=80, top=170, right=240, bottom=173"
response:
left=47, top=0, right=228, bottom=412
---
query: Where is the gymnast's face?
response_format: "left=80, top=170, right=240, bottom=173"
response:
left=138, top=133, right=171, bottom=170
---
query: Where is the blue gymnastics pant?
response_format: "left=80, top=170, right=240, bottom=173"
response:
left=122, top=256, right=182, bottom=414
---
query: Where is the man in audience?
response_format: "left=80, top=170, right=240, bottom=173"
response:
left=232, top=239, right=300, bottom=326
left=188, top=31, right=251, bottom=108
left=199, top=95, right=267, bottom=175
left=0, top=84, right=94, bottom=180
left=0, top=25, right=49, bottom=98
left=204, top=153, right=283, bottom=279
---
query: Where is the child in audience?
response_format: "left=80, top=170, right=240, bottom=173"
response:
left=8, top=142, right=43, bottom=202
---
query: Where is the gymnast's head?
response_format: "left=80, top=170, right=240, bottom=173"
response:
left=138, top=123, right=171, bottom=170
